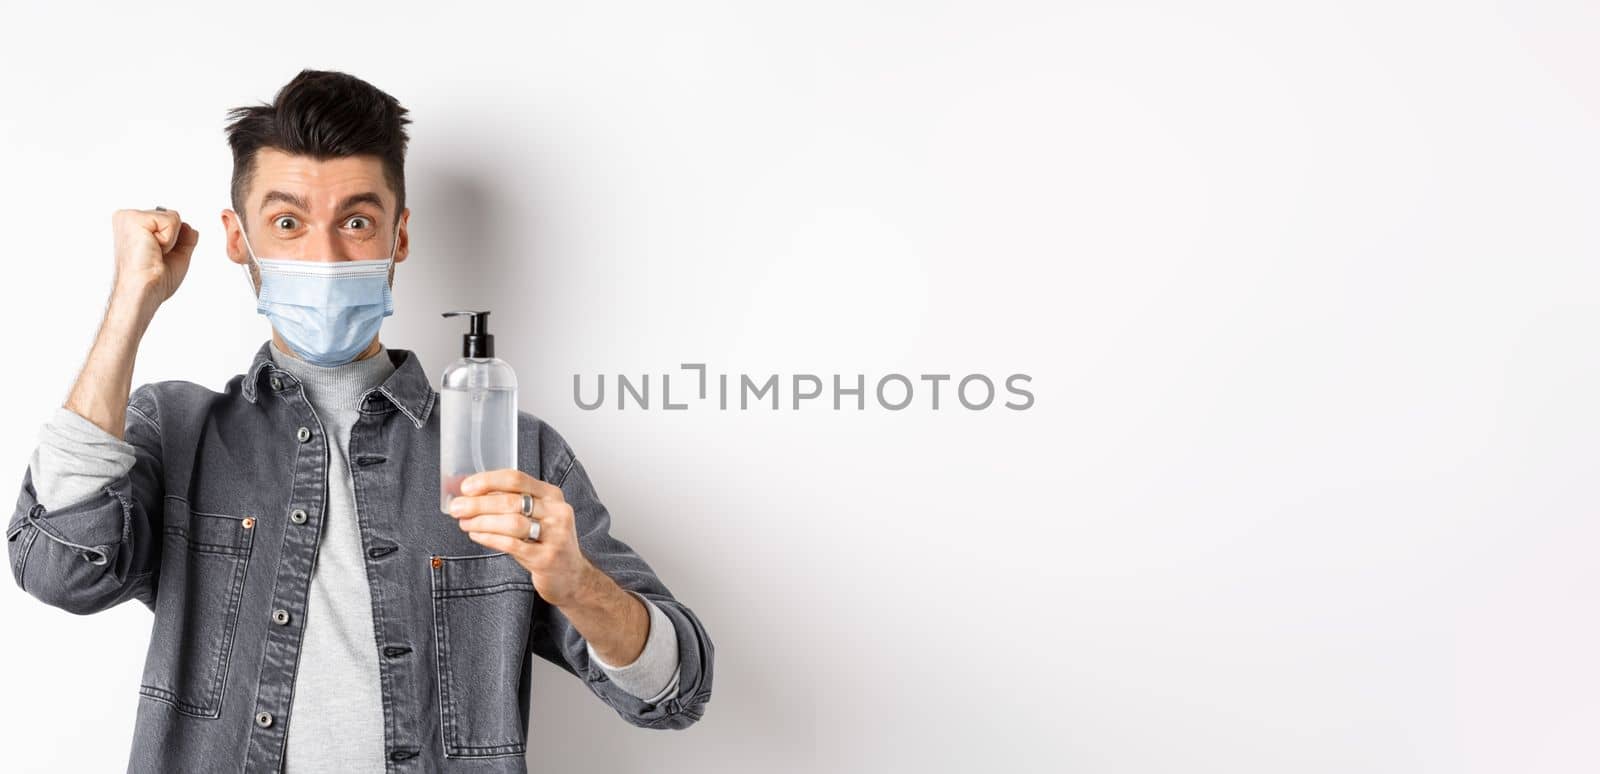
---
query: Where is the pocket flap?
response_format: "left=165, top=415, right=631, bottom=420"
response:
left=165, top=497, right=254, bottom=555
left=431, top=552, right=534, bottom=595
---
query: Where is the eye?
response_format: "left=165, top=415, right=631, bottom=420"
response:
left=346, top=215, right=373, bottom=230
left=273, top=215, right=299, bottom=230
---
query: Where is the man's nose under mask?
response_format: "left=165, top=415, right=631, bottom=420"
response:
left=234, top=217, right=400, bottom=367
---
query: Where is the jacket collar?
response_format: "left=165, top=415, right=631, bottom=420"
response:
left=241, top=340, right=436, bottom=429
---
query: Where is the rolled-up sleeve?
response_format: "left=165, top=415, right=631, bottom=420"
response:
left=32, top=403, right=139, bottom=510
left=6, top=385, right=165, bottom=615
left=527, top=447, right=714, bottom=730
left=586, top=590, right=682, bottom=704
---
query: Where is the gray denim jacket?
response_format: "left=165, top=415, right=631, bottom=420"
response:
left=5, top=341, right=714, bottom=772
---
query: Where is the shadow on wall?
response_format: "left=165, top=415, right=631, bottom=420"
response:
left=400, top=148, right=792, bottom=771
left=397, top=156, right=664, bottom=771
left=391, top=160, right=525, bottom=368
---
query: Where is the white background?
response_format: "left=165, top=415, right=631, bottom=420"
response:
left=3, top=1, right=1598, bottom=772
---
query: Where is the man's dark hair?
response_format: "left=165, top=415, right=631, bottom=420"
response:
left=224, top=69, right=412, bottom=225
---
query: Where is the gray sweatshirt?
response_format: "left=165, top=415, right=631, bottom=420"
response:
left=29, top=339, right=680, bottom=770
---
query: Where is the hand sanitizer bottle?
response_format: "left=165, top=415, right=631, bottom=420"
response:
left=440, top=309, right=518, bottom=514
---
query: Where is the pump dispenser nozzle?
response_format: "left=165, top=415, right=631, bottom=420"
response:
left=442, top=310, right=494, bottom=358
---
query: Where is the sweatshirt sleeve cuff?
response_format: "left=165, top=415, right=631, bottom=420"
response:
left=30, top=406, right=139, bottom=512
left=585, top=590, right=682, bottom=704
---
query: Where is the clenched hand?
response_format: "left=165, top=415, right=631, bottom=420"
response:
left=446, top=468, right=598, bottom=608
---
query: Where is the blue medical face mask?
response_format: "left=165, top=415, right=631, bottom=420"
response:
left=234, top=214, right=401, bottom=367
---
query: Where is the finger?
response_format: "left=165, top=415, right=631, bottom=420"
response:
left=454, top=499, right=567, bottom=544
left=168, top=222, right=200, bottom=260
left=461, top=468, right=564, bottom=502
left=147, top=209, right=182, bottom=252
left=175, top=221, right=200, bottom=249
left=466, top=530, right=532, bottom=556
left=448, top=491, right=527, bottom=519
left=457, top=512, right=540, bottom=540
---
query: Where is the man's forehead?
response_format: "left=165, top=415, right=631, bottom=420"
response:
left=249, top=148, right=393, bottom=212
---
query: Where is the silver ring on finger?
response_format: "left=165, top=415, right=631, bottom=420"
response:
left=520, top=493, right=534, bottom=516
left=525, top=515, right=542, bottom=542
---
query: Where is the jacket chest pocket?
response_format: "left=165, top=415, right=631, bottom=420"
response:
left=430, top=551, right=535, bottom=758
left=138, top=497, right=254, bottom=718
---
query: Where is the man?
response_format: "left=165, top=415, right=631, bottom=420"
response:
left=5, top=69, right=713, bottom=773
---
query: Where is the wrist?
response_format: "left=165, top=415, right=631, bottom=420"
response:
left=106, top=286, right=159, bottom=331
left=569, top=561, right=613, bottom=611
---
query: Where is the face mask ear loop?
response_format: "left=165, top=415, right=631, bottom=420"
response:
left=382, top=219, right=401, bottom=315
left=232, top=211, right=265, bottom=303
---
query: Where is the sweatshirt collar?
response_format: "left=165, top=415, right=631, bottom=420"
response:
left=241, top=339, right=436, bottom=428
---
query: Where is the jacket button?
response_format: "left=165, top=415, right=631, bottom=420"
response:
left=290, top=509, right=308, bottom=524
left=272, top=609, right=291, bottom=625
left=296, top=426, right=312, bottom=443
left=270, top=375, right=282, bottom=391
left=255, top=711, right=273, bottom=728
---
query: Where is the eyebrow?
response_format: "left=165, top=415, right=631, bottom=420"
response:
left=258, top=190, right=387, bottom=214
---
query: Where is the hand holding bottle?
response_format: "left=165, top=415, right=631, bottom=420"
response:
left=446, top=469, right=596, bottom=607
